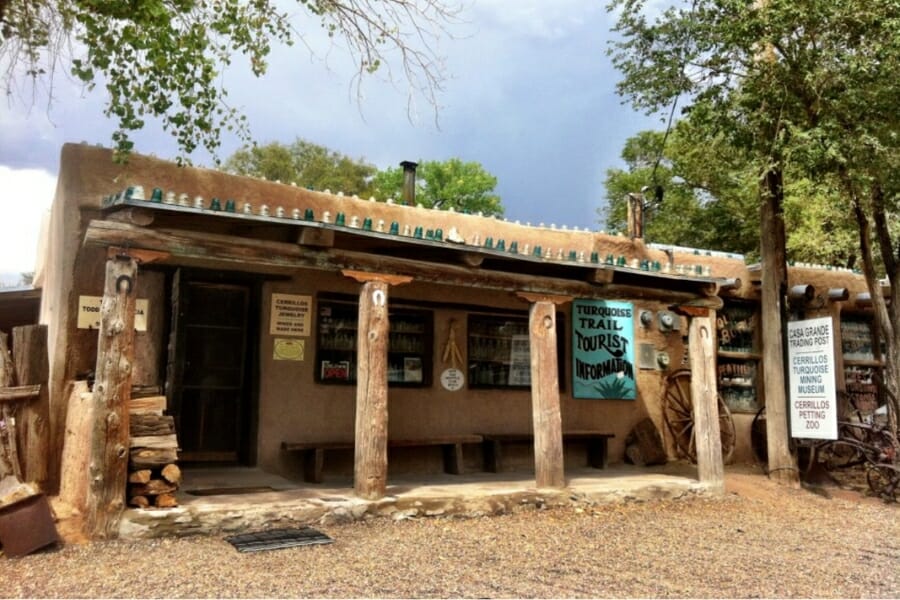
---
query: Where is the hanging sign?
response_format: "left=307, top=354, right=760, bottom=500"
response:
left=787, top=317, right=838, bottom=440
left=77, top=296, right=148, bottom=331
left=573, top=299, right=636, bottom=399
left=440, top=368, right=464, bottom=391
left=270, top=294, right=312, bottom=336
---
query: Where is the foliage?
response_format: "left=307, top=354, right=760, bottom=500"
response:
left=602, top=123, right=758, bottom=256
left=603, top=122, right=860, bottom=266
left=607, top=0, right=900, bottom=427
left=224, top=139, right=377, bottom=197
left=0, top=0, right=460, bottom=161
left=370, top=158, right=503, bottom=215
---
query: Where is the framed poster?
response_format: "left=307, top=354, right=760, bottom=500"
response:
left=573, top=300, right=636, bottom=399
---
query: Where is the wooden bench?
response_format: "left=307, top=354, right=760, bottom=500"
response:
left=481, top=430, right=615, bottom=473
left=282, top=434, right=484, bottom=483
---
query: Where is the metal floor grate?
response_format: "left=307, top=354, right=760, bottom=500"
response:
left=225, top=527, right=334, bottom=553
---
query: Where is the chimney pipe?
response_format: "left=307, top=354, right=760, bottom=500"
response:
left=400, top=161, right=418, bottom=205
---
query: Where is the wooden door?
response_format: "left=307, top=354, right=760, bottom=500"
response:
left=169, top=278, right=251, bottom=463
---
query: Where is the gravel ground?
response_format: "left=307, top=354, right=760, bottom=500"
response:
left=2, top=471, right=898, bottom=598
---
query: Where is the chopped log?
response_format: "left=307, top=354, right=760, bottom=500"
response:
left=129, top=479, right=176, bottom=496
left=131, top=385, right=162, bottom=398
left=128, top=495, right=150, bottom=508
left=129, top=434, right=178, bottom=449
left=128, top=395, right=166, bottom=415
left=0, top=385, right=41, bottom=403
left=13, top=325, right=50, bottom=491
left=58, top=383, right=92, bottom=513
left=130, top=448, right=178, bottom=469
left=155, top=493, right=177, bottom=508
left=129, top=414, right=174, bottom=437
left=128, top=469, right=152, bottom=484
left=161, top=463, right=182, bottom=485
left=85, top=256, right=138, bottom=540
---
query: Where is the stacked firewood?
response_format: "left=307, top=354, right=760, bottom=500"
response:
left=128, top=396, right=181, bottom=509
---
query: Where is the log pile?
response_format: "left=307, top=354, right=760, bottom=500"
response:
left=128, top=396, right=181, bottom=508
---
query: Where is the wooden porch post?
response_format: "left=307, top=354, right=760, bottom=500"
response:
left=85, top=253, right=138, bottom=539
left=343, top=270, right=411, bottom=500
left=519, top=293, right=571, bottom=489
left=688, top=310, right=725, bottom=492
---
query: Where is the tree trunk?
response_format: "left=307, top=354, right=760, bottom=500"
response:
left=85, top=256, right=138, bottom=539
left=852, top=191, right=900, bottom=434
left=760, top=167, right=799, bottom=485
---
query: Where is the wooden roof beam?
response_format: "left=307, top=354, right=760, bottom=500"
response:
left=84, top=219, right=722, bottom=308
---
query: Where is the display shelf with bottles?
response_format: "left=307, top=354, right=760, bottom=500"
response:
left=716, top=303, right=761, bottom=413
left=467, top=313, right=566, bottom=389
left=315, top=298, right=432, bottom=386
left=840, top=316, right=883, bottom=414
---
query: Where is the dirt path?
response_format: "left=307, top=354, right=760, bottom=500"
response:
left=2, top=468, right=898, bottom=598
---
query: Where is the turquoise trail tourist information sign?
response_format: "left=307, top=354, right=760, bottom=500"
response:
left=573, top=299, right=636, bottom=399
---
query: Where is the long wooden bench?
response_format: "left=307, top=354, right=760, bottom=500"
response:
left=480, top=430, right=615, bottom=473
left=282, top=434, right=484, bottom=483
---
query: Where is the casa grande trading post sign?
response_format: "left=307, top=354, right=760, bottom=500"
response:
left=787, top=317, right=838, bottom=440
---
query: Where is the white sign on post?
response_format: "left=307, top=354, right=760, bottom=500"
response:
left=787, top=317, right=838, bottom=440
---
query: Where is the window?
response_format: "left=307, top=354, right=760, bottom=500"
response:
left=716, top=303, right=761, bottom=413
left=315, top=297, right=433, bottom=386
left=467, top=313, right=565, bottom=389
left=840, top=316, right=883, bottom=414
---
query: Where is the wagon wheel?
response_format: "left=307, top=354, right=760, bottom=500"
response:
left=865, top=464, right=899, bottom=501
left=663, top=369, right=736, bottom=464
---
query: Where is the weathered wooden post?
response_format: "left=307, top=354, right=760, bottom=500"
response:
left=0, top=332, right=21, bottom=481
left=85, top=253, right=137, bottom=539
left=519, top=293, right=570, bottom=489
left=12, top=325, right=50, bottom=490
left=344, top=270, right=411, bottom=500
left=688, top=310, right=724, bottom=492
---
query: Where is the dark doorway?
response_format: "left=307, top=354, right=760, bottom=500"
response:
left=168, top=271, right=257, bottom=463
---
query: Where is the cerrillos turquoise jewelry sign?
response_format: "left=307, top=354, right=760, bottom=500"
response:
left=573, top=299, right=636, bottom=399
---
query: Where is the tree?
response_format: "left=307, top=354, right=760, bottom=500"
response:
left=601, top=124, right=758, bottom=256
left=603, top=123, right=859, bottom=267
left=370, top=158, right=503, bottom=216
left=608, top=0, right=900, bottom=453
left=0, top=0, right=459, bottom=161
left=224, top=139, right=377, bottom=197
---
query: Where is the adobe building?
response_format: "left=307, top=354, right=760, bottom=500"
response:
left=33, top=143, right=886, bottom=538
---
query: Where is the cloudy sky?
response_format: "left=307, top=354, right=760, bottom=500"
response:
left=0, top=1, right=664, bottom=275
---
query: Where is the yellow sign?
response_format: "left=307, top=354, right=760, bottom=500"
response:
left=77, top=296, right=148, bottom=331
left=270, top=293, right=312, bottom=336
left=273, top=338, right=305, bottom=361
